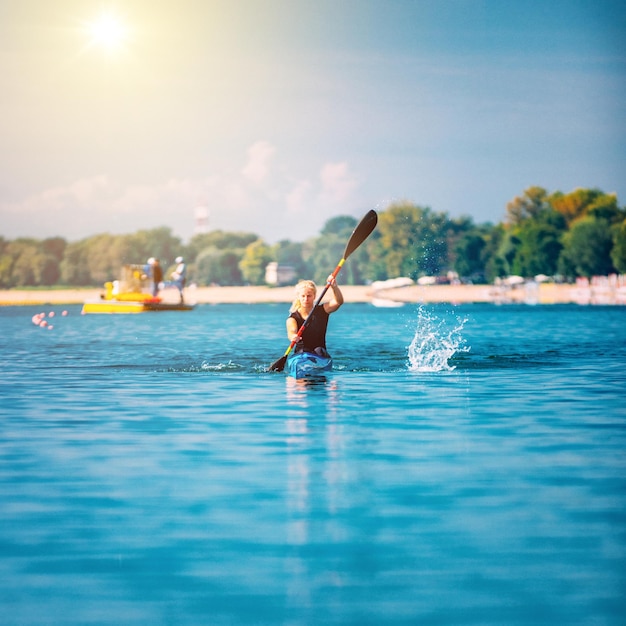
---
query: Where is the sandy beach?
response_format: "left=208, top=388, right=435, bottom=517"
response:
left=1, top=280, right=625, bottom=306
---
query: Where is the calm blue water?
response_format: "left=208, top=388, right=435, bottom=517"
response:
left=1, top=303, right=625, bottom=625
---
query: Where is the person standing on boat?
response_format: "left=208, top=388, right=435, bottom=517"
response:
left=286, top=276, right=344, bottom=356
left=151, top=258, right=163, bottom=297
left=171, top=256, right=187, bottom=303
left=143, top=258, right=154, bottom=281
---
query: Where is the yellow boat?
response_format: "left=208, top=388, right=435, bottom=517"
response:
left=81, top=264, right=195, bottom=314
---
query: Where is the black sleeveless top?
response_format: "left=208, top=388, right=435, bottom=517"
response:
left=289, top=305, right=330, bottom=352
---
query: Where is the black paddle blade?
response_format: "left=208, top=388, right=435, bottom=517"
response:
left=269, top=354, right=288, bottom=372
left=343, top=209, right=378, bottom=260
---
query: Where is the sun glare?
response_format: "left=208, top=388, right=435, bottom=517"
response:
left=85, top=11, right=129, bottom=54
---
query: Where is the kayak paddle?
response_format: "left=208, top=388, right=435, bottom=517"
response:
left=269, top=209, right=378, bottom=372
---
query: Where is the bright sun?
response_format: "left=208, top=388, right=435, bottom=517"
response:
left=85, top=11, right=129, bottom=53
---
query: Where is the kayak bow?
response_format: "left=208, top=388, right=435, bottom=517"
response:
left=286, top=351, right=332, bottom=379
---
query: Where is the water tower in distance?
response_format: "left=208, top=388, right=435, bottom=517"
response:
left=194, top=206, right=209, bottom=235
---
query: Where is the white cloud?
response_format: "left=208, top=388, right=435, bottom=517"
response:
left=320, top=161, right=358, bottom=204
left=25, top=175, right=115, bottom=212
left=286, top=162, right=359, bottom=216
left=285, top=179, right=313, bottom=215
left=0, top=142, right=362, bottom=243
left=241, top=140, right=276, bottom=184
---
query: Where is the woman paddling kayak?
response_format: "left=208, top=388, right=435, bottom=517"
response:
left=286, top=276, right=344, bottom=359
left=268, top=209, right=377, bottom=374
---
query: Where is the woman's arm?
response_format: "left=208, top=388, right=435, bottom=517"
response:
left=286, top=316, right=300, bottom=342
left=324, top=275, right=344, bottom=313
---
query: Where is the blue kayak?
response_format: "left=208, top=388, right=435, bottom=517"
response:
left=286, top=351, right=332, bottom=379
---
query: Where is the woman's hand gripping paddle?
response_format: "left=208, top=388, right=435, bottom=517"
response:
left=268, top=209, right=378, bottom=372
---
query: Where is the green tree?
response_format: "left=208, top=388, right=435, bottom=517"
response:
left=361, top=227, right=386, bottom=281
left=0, top=253, right=12, bottom=288
left=301, top=214, right=375, bottom=285
left=375, top=202, right=449, bottom=279
left=33, top=253, right=61, bottom=285
left=33, top=237, right=67, bottom=285
left=454, top=231, right=487, bottom=280
left=492, top=229, right=519, bottom=277
left=586, top=192, right=625, bottom=225
left=610, top=219, right=626, bottom=274
left=506, top=186, right=549, bottom=226
left=85, top=234, right=120, bottom=284
left=59, top=227, right=184, bottom=286
left=320, top=215, right=358, bottom=238
left=13, top=243, right=38, bottom=285
left=195, top=248, right=244, bottom=285
left=42, top=237, right=67, bottom=262
left=343, top=234, right=374, bottom=284
left=506, top=208, right=565, bottom=277
left=60, top=240, right=93, bottom=286
left=0, top=237, right=17, bottom=287
left=510, top=221, right=563, bottom=277
left=445, top=215, right=476, bottom=272
left=558, top=217, right=615, bottom=278
left=187, top=231, right=257, bottom=261
left=239, top=240, right=273, bottom=285
left=273, top=240, right=310, bottom=280
left=548, top=188, right=620, bottom=227
left=304, top=233, right=346, bottom=285
left=483, top=224, right=507, bottom=282
left=125, top=227, right=183, bottom=266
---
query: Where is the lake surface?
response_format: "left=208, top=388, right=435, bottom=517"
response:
left=1, top=302, right=625, bottom=625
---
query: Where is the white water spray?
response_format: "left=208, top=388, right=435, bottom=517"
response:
left=407, top=306, right=469, bottom=372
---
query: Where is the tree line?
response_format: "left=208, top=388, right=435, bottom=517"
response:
left=1, top=186, right=625, bottom=289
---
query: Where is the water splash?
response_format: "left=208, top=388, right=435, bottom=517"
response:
left=201, top=360, right=243, bottom=371
left=407, top=306, right=469, bottom=372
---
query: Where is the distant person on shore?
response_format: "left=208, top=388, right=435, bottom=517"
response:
left=151, top=258, right=163, bottom=297
left=171, top=256, right=187, bottom=303
left=286, top=276, right=343, bottom=357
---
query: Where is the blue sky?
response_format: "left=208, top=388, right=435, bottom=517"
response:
left=1, top=0, right=624, bottom=244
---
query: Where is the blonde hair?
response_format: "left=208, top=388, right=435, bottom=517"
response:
left=290, top=279, right=317, bottom=313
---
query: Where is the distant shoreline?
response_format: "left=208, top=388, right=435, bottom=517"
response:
left=1, top=281, right=625, bottom=306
